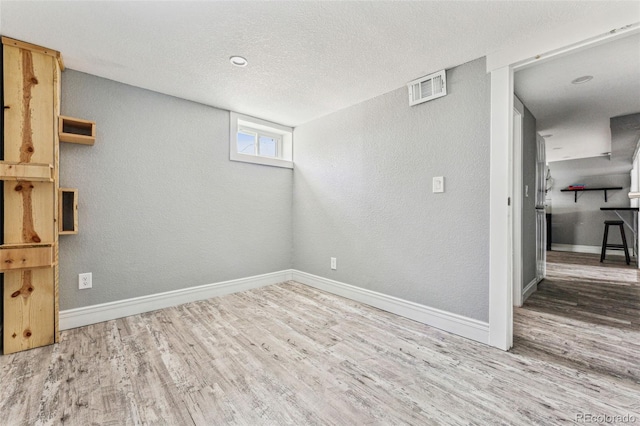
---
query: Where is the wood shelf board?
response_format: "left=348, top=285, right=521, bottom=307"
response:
left=1, top=36, right=64, bottom=71
left=0, top=162, right=53, bottom=182
left=0, top=245, right=54, bottom=271
left=560, top=187, right=623, bottom=192
left=0, top=243, right=54, bottom=249
left=561, top=187, right=623, bottom=203
left=59, top=133, right=95, bottom=145
left=59, top=116, right=95, bottom=145
left=59, top=115, right=95, bottom=127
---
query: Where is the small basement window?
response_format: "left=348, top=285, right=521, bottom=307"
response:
left=230, top=112, right=293, bottom=168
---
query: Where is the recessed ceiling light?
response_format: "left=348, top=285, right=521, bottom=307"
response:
left=571, top=75, right=593, bottom=84
left=542, top=134, right=553, bottom=138
left=229, top=56, right=248, bottom=67
left=552, top=147, right=562, bottom=150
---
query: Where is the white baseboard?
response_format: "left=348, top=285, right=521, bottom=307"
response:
left=551, top=243, right=630, bottom=256
left=522, top=277, right=539, bottom=302
left=60, top=269, right=490, bottom=346
left=551, top=243, right=600, bottom=254
left=60, top=270, right=293, bottom=330
left=291, top=270, right=490, bottom=345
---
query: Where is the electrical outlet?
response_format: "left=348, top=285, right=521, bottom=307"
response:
left=331, top=257, right=337, bottom=270
left=79, top=272, right=92, bottom=290
left=433, top=176, right=444, bottom=193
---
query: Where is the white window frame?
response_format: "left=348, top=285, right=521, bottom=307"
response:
left=230, top=112, right=293, bottom=169
left=237, top=127, right=282, bottom=158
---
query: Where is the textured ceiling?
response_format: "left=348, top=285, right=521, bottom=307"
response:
left=1, top=1, right=639, bottom=127
left=515, top=32, right=640, bottom=163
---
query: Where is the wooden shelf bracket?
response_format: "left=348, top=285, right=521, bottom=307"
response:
left=560, top=187, right=623, bottom=203
left=59, top=188, right=79, bottom=235
left=59, top=116, right=95, bottom=145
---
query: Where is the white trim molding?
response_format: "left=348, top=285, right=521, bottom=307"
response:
left=61, top=269, right=490, bottom=346
left=486, top=18, right=639, bottom=72
left=489, top=65, right=514, bottom=351
left=512, top=95, right=524, bottom=308
left=551, top=244, right=600, bottom=254
left=292, top=270, right=490, bottom=345
left=60, top=270, right=293, bottom=330
left=550, top=244, right=631, bottom=256
left=522, top=278, right=539, bottom=303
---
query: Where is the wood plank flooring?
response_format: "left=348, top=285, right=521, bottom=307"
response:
left=514, top=250, right=640, bottom=386
left=1, top=256, right=640, bottom=425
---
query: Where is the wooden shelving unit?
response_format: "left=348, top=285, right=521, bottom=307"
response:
left=560, top=186, right=623, bottom=203
left=59, top=188, right=78, bottom=235
left=1, top=36, right=62, bottom=354
left=59, top=116, right=95, bottom=145
left=1, top=37, right=94, bottom=354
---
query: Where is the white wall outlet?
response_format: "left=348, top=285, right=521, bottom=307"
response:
left=433, top=176, right=444, bottom=193
left=79, top=272, right=92, bottom=290
left=330, top=257, right=337, bottom=270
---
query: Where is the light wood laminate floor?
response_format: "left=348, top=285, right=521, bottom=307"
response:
left=2, top=253, right=640, bottom=425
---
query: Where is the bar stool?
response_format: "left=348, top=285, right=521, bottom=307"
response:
left=600, top=220, right=630, bottom=265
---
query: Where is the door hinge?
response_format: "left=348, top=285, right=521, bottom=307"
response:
left=508, top=197, right=511, bottom=206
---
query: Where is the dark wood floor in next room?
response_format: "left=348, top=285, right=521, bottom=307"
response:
left=514, top=250, right=640, bottom=385
left=1, top=251, right=639, bottom=424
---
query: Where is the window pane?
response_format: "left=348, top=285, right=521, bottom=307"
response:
left=237, top=131, right=255, bottom=155
left=259, top=135, right=277, bottom=157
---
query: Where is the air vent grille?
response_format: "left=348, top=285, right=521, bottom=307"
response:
left=408, top=70, right=447, bottom=106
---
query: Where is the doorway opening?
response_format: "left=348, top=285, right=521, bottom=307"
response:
left=488, top=21, right=640, bottom=351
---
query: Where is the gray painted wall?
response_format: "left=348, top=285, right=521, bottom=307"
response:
left=59, top=70, right=293, bottom=311
left=522, top=105, right=537, bottom=288
left=292, top=58, right=490, bottom=322
left=548, top=156, right=631, bottom=247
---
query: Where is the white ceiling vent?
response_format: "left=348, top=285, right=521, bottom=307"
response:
left=407, top=70, right=447, bottom=106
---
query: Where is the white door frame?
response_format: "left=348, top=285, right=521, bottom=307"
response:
left=512, top=97, right=524, bottom=308
left=487, top=19, right=640, bottom=351
left=632, top=153, right=640, bottom=267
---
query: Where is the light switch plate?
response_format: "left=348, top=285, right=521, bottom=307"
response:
left=433, top=176, right=444, bottom=193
